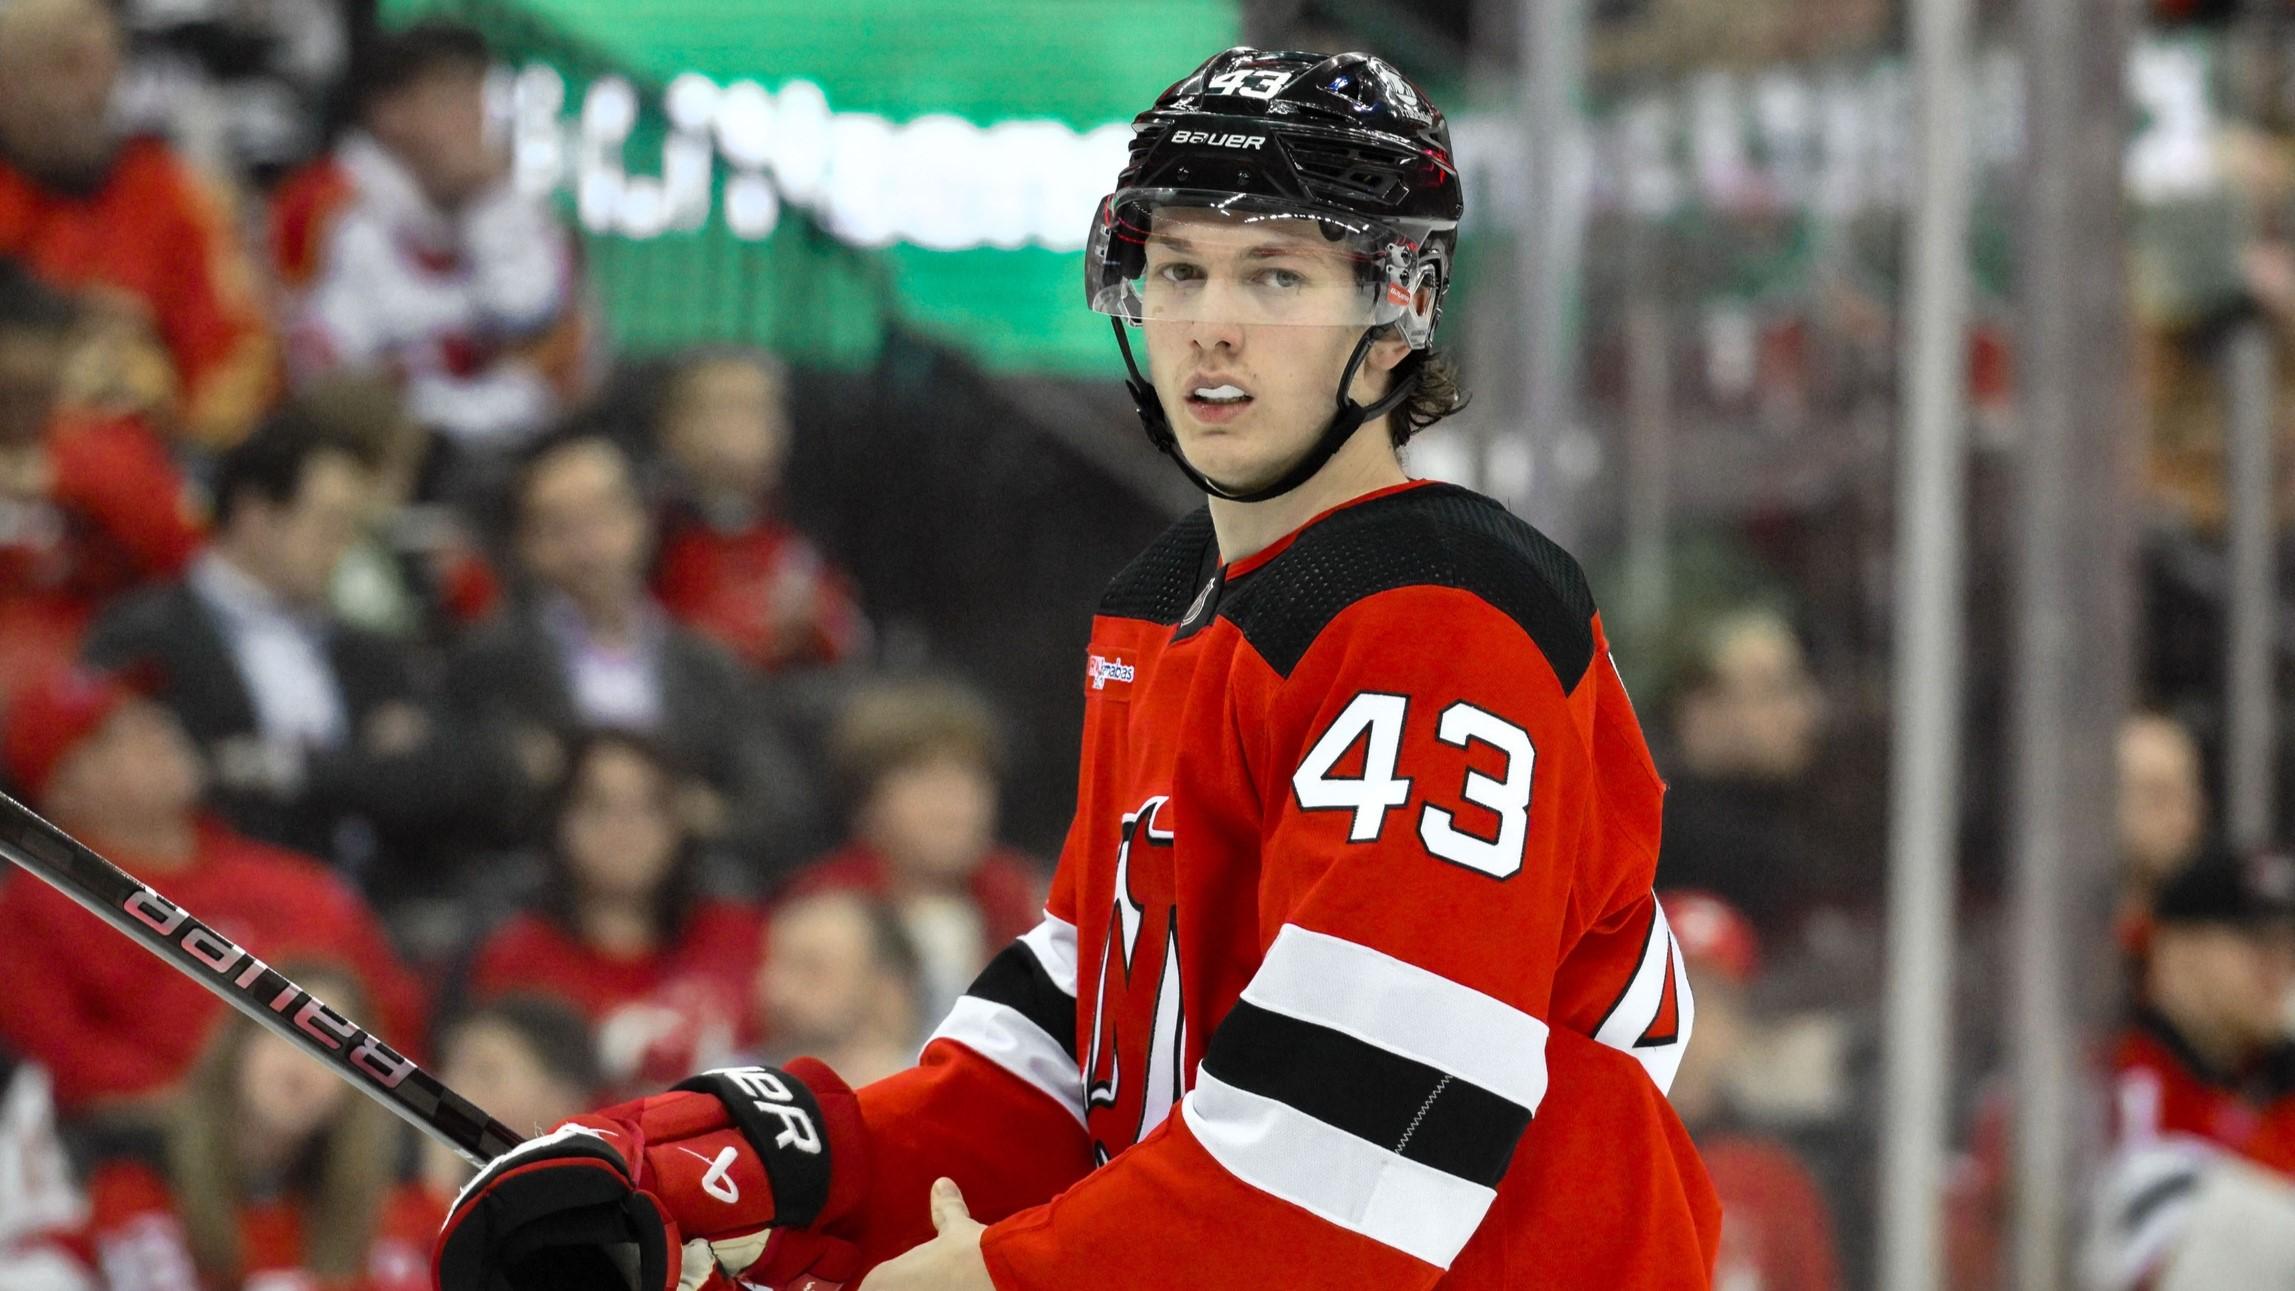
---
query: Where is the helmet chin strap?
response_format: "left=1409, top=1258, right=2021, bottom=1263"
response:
left=1114, top=319, right=1425, bottom=504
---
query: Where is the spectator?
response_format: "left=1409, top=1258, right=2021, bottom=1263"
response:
left=652, top=348, right=869, bottom=675
left=786, top=679, right=1047, bottom=1023
left=1654, top=606, right=1828, bottom=933
left=1662, top=889, right=1843, bottom=1291
left=0, top=0, right=274, bottom=450
left=110, top=0, right=374, bottom=188
left=416, top=996, right=599, bottom=1195
left=754, top=890, right=925, bottom=1087
left=0, top=1048, right=90, bottom=1291
left=271, top=20, right=595, bottom=469
left=0, top=665, right=424, bottom=1114
left=466, top=731, right=763, bottom=1093
left=77, top=967, right=433, bottom=1291
left=81, top=413, right=509, bottom=883
left=0, top=261, right=201, bottom=705
left=297, top=374, right=501, bottom=645
left=2088, top=848, right=2295, bottom=1288
left=2115, top=711, right=2211, bottom=954
left=446, top=431, right=814, bottom=865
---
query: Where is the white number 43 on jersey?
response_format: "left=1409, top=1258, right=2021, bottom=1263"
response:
left=1292, top=692, right=1535, bottom=879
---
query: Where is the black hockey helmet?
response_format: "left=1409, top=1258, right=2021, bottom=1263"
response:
left=1087, top=47, right=1464, bottom=503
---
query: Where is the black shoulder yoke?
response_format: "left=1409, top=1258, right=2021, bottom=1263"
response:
left=1217, top=483, right=1596, bottom=688
left=1098, top=506, right=1219, bottom=626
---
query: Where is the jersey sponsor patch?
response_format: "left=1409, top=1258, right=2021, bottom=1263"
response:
left=1085, top=650, right=1138, bottom=697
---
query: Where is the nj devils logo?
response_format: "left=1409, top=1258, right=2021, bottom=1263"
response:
left=1084, top=796, right=1184, bottom=1164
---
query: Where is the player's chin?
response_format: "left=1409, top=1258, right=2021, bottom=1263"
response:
left=1181, top=440, right=1290, bottom=496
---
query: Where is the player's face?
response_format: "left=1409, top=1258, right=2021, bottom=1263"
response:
left=1138, top=210, right=1409, bottom=493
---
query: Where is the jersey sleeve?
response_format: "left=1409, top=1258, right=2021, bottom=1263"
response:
left=839, top=850, right=1096, bottom=1266
left=981, top=585, right=1696, bottom=1289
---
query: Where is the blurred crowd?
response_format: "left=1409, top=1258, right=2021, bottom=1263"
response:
left=0, top=5, right=1046, bottom=1288
left=1566, top=1, right=2295, bottom=1289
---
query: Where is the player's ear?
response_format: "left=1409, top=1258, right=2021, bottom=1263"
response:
left=1351, top=329, right=1414, bottom=410
left=1362, top=322, right=1413, bottom=375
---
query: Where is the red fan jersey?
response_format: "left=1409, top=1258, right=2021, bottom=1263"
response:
left=840, top=480, right=1719, bottom=1288
left=2088, top=1011, right=2295, bottom=1287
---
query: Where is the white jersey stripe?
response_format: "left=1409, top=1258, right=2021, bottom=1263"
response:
left=928, top=996, right=1087, bottom=1129
left=1184, top=1068, right=1497, bottom=1269
left=1017, top=912, right=1081, bottom=996
left=1242, top=924, right=1549, bottom=1112
left=1591, top=897, right=1695, bottom=1094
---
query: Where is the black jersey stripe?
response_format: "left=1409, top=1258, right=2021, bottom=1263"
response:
left=963, top=941, right=1080, bottom=1062
left=1199, top=999, right=1531, bottom=1187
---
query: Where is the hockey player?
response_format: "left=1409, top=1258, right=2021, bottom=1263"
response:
left=435, top=47, right=1720, bottom=1291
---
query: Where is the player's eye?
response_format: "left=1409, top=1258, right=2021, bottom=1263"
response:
left=1253, top=267, right=1308, bottom=290
left=1151, top=261, right=1205, bottom=285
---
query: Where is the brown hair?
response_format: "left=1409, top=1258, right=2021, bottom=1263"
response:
left=164, top=967, right=398, bottom=1285
left=826, top=679, right=1004, bottom=810
left=1393, top=348, right=1468, bottom=445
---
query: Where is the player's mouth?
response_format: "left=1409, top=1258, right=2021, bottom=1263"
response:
left=1186, top=380, right=1254, bottom=426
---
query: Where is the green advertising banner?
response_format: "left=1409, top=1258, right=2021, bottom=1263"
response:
left=385, top=0, right=1238, bottom=372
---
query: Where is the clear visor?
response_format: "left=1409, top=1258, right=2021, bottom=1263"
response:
left=1087, top=189, right=1443, bottom=342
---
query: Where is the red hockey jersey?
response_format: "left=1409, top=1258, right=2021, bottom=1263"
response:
left=2087, top=1011, right=2295, bottom=1287
left=842, top=480, right=1719, bottom=1288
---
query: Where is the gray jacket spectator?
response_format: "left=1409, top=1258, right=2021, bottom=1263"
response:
left=82, top=414, right=514, bottom=887
left=445, top=433, right=821, bottom=872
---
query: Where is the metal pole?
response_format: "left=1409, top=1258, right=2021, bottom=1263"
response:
left=1620, top=224, right=1672, bottom=645
left=1518, top=0, right=1590, bottom=547
left=2011, top=0, right=2139, bottom=1282
left=1877, top=0, right=1975, bottom=1285
left=2225, top=322, right=2278, bottom=849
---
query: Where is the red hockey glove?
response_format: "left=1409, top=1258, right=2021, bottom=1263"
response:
left=434, top=1061, right=870, bottom=1291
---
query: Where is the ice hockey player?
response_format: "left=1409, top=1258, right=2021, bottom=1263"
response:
left=435, top=46, right=1721, bottom=1291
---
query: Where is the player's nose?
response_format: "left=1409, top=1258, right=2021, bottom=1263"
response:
left=1186, top=315, right=1245, bottom=354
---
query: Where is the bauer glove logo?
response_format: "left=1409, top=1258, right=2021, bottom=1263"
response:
left=720, top=1067, right=824, bottom=1154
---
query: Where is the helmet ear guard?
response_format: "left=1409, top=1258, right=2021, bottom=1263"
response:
left=1390, top=253, right=1445, bottom=351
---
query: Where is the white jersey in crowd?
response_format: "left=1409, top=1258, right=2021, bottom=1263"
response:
left=284, top=131, right=592, bottom=448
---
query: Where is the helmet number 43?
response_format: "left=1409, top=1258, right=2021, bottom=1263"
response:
left=1206, top=68, right=1293, bottom=100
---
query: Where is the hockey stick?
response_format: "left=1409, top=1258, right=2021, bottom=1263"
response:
left=0, top=789, right=520, bottom=1167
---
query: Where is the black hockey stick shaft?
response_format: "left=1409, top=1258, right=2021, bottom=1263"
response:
left=0, top=790, right=521, bottom=1166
